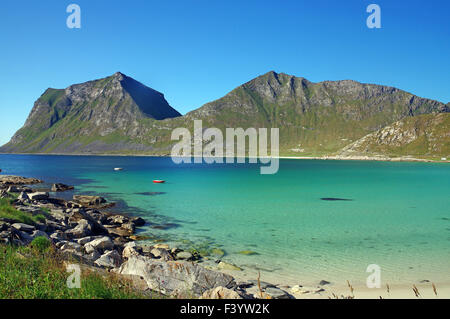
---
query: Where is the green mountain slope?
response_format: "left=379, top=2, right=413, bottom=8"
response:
left=337, top=113, right=450, bottom=160
left=0, top=72, right=181, bottom=153
left=185, top=71, right=448, bottom=156
left=1, top=71, right=448, bottom=158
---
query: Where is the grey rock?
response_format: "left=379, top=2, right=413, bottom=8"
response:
left=15, top=205, right=42, bottom=214
left=73, top=195, right=106, bottom=206
left=131, top=216, right=145, bottom=226
left=65, top=219, right=93, bottom=238
left=49, top=209, right=66, bottom=221
left=176, top=251, right=193, bottom=260
left=85, top=249, right=101, bottom=261
left=49, top=231, right=65, bottom=241
left=17, top=192, right=29, bottom=201
left=84, top=243, right=96, bottom=254
left=124, top=241, right=137, bottom=248
left=7, top=186, right=20, bottom=193
left=67, top=209, right=108, bottom=235
left=60, top=241, right=83, bottom=253
left=17, top=231, right=33, bottom=243
left=116, top=255, right=236, bottom=296
left=11, top=223, right=36, bottom=233
left=121, top=222, right=135, bottom=232
left=107, top=215, right=129, bottom=225
left=86, top=236, right=114, bottom=251
left=28, top=192, right=49, bottom=200
left=150, top=248, right=174, bottom=261
left=122, top=245, right=140, bottom=259
left=30, top=230, right=49, bottom=239
left=77, top=235, right=102, bottom=245
left=51, top=183, right=74, bottom=192
left=95, top=250, right=122, bottom=268
left=55, top=240, right=68, bottom=249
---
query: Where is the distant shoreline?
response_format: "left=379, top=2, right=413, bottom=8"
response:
left=0, top=152, right=448, bottom=163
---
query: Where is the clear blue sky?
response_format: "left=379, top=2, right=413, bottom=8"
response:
left=0, top=0, right=449, bottom=145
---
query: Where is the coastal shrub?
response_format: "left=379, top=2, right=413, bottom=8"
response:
left=0, top=244, right=149, bottom=299
left=31, top=236, right=51, bottom=252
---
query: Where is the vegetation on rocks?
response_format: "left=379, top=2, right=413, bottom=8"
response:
left=0, top=242, right=145, bottom=299
left=1, top=175, right=271, bottom=299
left=0, top=198, right=46, bottom=224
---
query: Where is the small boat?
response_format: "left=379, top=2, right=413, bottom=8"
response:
left=153, top=180, right=165, bottom=183
left=114, top=168, right=123, bottom=171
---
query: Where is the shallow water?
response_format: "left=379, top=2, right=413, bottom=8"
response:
left=1, top=154, right=449, bottom=287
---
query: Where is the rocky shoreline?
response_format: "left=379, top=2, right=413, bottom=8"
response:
left=0, top=174, right=333, bottom=299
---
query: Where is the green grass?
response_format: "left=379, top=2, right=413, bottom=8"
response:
left=0, top=243, right=149, bottom=299
left=0, top=198, right=46, bottom=224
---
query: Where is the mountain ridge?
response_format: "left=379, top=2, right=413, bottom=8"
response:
left=1, top=71, right=448, bottom=159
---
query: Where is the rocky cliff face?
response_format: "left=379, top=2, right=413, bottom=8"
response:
left=1, top=71, right=448, bottom=157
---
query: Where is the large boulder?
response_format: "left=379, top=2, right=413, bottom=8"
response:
left=17, top=192, right=29, bottom=201
left=107, top=215, right=129, bottom=225
left=11, top=223, right=36, bottom=233
left=0, top=175, right=42, bottom=185
left=73, top=195, right=106, bottom=206
left=30, top=230, right=49, bottom=239
left=95, top=250, right=122, bottom=268
left=60, top=241, right=83, bottom=253
left=116, top=255, right=236, bottom=297
left=105, top=225, right=133, bottom=238
left=131, top=216, right=146, bottom=226
left=150, top=247, right=174, bottom=261
left=67, top=209, right=107, bottom=235
left=28, top=192, right=49, bottom=200
left=65, top=219, right=93, bottom=238
left=77, top=235, right=102, bottom=245
left=7, top=186, right=20, bottom=193
left=176, top=251, right=193, bottom=260
left=86, top=236, right=114, bottom=251
left=122, top=244, right=141, bottom=259
left=51, top=183, right=74, bottom=192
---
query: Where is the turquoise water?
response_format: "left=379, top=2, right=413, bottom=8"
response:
left=1, top=155, right=449, bottom=286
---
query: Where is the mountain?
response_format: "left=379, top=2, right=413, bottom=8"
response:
left=1, top=71, right=448, bottom=159
left=1, top=72, right=181, bottom=153
left=338, top=113, right=450, bottom=159
left=185, top=71, right=448, bottom=156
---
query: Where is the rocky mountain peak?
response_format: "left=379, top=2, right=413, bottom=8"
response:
left=1, top=71, right=447, bottom=157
